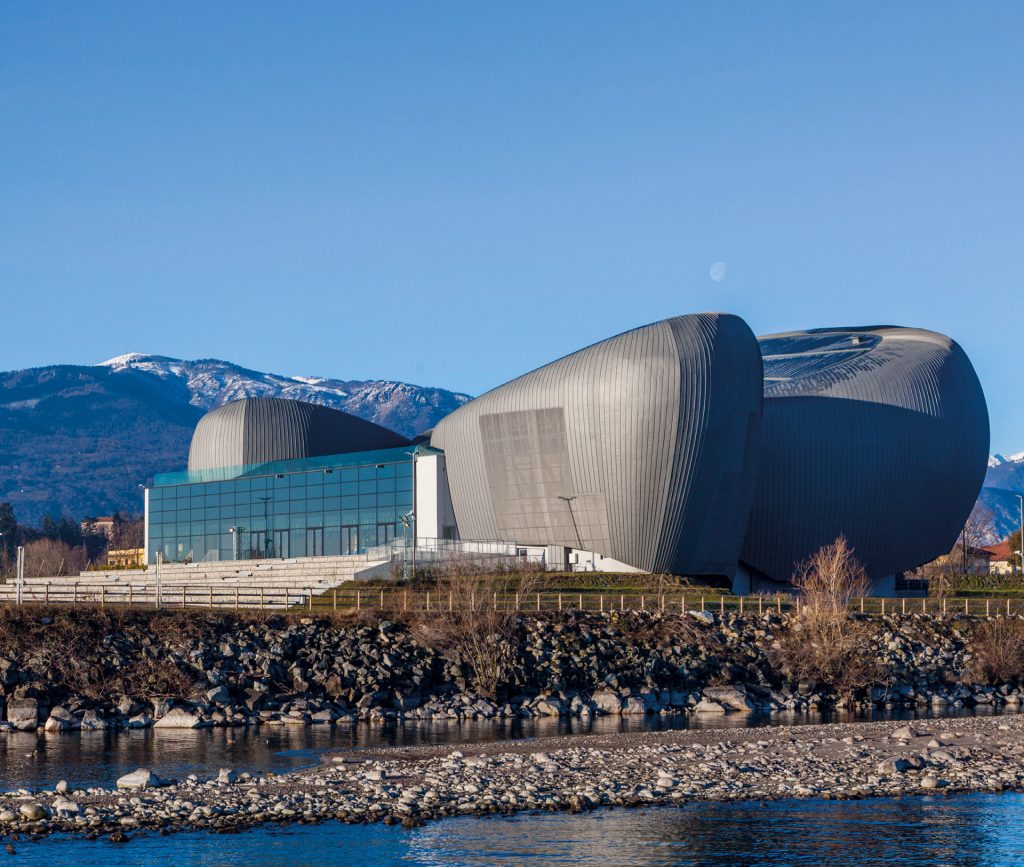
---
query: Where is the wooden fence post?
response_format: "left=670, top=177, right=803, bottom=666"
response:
left=356, top=589, right=360, bottom=610
left=986, top=599, right=991, bottom=617
left=261, top=588, right=265, bottom=611
left=209, top=586, right=213, bottom=609
left=964, top=598, right=969, bottom=615
left=578, top=593, right=583, bottom=611
left=739, top=596, right=744, bottom=615
left=881, top=598, right=885, bottom=615
left=309, top=589, right=314, bottom=612
left=777, top=596, right=782, bottom=613
left=333, top=588, right=337, bottom=611
left=380, top=589, right=385, bottom=609
left=127, top=584, right=131, bottom=608
left=558, top=593, right=562, bottom=611
left=426, top=590, right=430, bottom=611
left=100, top=587, right=105, bottom=609
left=181, top=586, right=186, bottom=609
left=536, top=592, right=540, bottom=612
left=720, top=596, right=724, bottom=615
left=46, top=583, right=50, bottom=605
left=600, top=594, right=604, bottom=613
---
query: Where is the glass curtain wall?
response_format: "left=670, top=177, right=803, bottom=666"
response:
left=146, top=449, right=413, bottom=564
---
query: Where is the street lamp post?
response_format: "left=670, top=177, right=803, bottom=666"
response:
left=1017, top=494, right=1024, bottom=576
left=15, top=545, right=24, bottom=606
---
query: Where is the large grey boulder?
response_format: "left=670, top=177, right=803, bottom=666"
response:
left=592, top=690, right=624, bottom=715
left=703, top=686, right=757, bottom=712
left=79, top=709, right=108, bottom=730
left=153, top=707, right=202, bottom=729
left=693, top=698, right=727, bottom=714
left=7, top=697, right=39, bottom=731
left=116, top=768, right=162, bottom=790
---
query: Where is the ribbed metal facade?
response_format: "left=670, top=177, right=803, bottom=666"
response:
left=741, top=326, right=990, bottom=583
left=430, top=314, right=763, bottom=577
left=188, top=397, right=410, bottom=472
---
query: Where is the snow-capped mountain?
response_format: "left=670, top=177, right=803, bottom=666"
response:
left=980, top=451, right=1024, bottom=540
left=97, top=353, right=469, bottom=435
left=0, top=355, right=470, bottom=526
left=988, top=452, right=1024, bottom=468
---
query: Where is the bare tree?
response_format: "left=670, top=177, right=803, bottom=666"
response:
left=770, top=537, right=879, bottom=704
left=951, top=503, right=998, bottom=575
left=23, top=538, right=88, bottom=577
left=792, top=535, right=871, bottom=613
left=413, top=559, right=548, bottom=699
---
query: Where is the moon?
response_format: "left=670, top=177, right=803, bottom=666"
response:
left=710, top=261, right=727, bottom=283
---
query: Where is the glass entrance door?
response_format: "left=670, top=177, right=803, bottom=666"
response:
left=341, top=525, right=358, bottom=555
left=376, top=523, right=394, bottom=547
left=273, top=529, right=290, bottom=558
left=306, top=527, right=323, bottom=557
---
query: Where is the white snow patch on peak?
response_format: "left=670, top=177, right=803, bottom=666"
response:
left=292, top=376, right=325, bottom=385
left=98, top=352, right=150, bottom=368
left=990, top=452, right=1024, bottom=467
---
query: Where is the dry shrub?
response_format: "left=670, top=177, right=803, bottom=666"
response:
left=770, top=537, right=879, bottom=702
left=792, top=535, right=871, bottom=612
left=411, top=559, right=548, bottom=699
left=113, top=654, right=198, bottom=698
left=968, top=619, right=1024, bottom=684
left=23, top=538, right=88, bottom=577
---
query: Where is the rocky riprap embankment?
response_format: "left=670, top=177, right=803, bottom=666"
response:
left=0, top=608, right=1017, bottom=734
left=3, top=715, right=1024, bottom=841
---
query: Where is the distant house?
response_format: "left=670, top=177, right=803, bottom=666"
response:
left=82, top=516, right=116, bottom=540
left=107, top=547, right=144, bottom=569
left=983, top=540, right=1017, bottom=575
left=926, top=545, right=993, bottom=576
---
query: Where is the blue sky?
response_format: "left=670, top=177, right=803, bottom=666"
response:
left=2, top=3, right=1022, bottom=452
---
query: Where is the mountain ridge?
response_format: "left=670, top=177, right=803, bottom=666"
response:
left=0, top=355, right=470, bottom=525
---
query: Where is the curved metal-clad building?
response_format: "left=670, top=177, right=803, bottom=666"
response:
left=740, top=326, right=990, bottom=585
left=188, top=397, right=410, bottom=472
left=431, top=313, right=763, bottom=577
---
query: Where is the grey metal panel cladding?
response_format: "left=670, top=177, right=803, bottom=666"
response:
left=430, top=313, right=763, bottom=576
left=187, top=397, right=410, bottom=471
left=742, top=326, right=990, bottom=582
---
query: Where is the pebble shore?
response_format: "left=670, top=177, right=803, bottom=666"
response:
left=3, top=714, right=1024, bottom=843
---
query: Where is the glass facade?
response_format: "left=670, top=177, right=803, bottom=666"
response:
left=146, top=447, right=414, bottom=564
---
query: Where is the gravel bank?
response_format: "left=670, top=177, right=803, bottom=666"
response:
left=3, top=713, right=1024, bottom=842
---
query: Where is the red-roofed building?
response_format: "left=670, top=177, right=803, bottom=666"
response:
left=982, top=540, right=1016, bottom=575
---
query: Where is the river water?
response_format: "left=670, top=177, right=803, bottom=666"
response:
left=9, top=793, right=1024, bottom=865
left=2, top=706, right=1015, bottom=791
left=3, top=709, right=1023, bottom=865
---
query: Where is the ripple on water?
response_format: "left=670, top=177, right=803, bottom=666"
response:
left=14, top=793, right=1024, bottom=866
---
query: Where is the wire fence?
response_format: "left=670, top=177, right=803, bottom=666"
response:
left=1, top=583, right=1023, bottom=617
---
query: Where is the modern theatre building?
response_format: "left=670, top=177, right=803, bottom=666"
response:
left=145, top=312, right=989, bottom=595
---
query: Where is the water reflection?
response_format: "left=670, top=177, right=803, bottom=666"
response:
left=16, top=793, right=1024, bottom=865
left=1, top=705, right=1019, bottom=792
